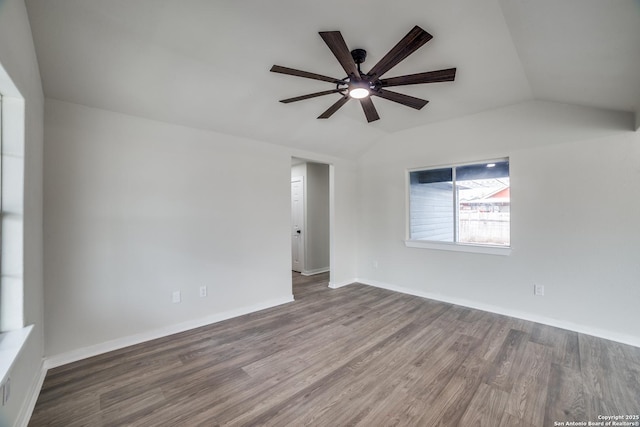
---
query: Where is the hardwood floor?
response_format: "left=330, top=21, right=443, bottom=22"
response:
left=30, top=272, right=640, bottom=426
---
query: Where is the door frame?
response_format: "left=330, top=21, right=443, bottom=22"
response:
left=290, top=158, right=334, bottom=287
left=291, top=176, right=305, bottom=273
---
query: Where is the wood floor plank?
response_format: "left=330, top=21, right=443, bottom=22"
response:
left=561, top=329, right=582, bottom=370
left=459, top=382, right=510, bottom=426
left=579, top=333, right=615, bottom=400
left=416, top=370, right=482, bottom=426
left=29, top=272, right=640, bottom=426
left=500, top=412, right=538, bottom=427
left=27, top=390, right=100, bottom=426
left=505, top=343, right=553, bottom=426
left=544, top=363, right=587, bottom=425
left=480, top=316, right=513, bottom=362
left=485, top=328, right=529, bottom=391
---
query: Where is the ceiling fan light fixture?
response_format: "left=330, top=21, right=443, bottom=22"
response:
left=349, top=87, right=370, bottom=99
left=348, top=81, right=371, bottom=99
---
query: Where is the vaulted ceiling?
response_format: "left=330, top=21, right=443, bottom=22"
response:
left=25, top=0, right=640, bottom=159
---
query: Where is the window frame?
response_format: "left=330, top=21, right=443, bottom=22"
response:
left=405, top=158, right=511, bottom=256
left=0, top=62, right=32, bottom=387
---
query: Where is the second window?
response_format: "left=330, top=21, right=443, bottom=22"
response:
left=408, top=159, right=510, bottom=247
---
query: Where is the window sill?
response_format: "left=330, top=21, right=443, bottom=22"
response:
left=405, top=240, right=511, bottom=256
left=0, top=325, right=33, bottom=385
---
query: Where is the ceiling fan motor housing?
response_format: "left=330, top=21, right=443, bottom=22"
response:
left=351, top=49, right=367, bottom=64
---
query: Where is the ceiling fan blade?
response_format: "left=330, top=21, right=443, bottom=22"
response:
left=360, top=97, right=380, bottom=122
left=367, top=26, right=433, bottom=79
left=280, top=89, right=344, bottom=104
left=319, top=31, right=360, bottom=78
left=270, top=65, right=341, bottom=83
left=380, top=68, right=457, bottom=87
left=374, top=89, right=429, bottom=110
left=318, top=95, right=350, bottom=119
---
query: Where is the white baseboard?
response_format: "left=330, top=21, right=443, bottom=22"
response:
left=357, top=278, right=640, bottom=349
left=328, top=279, right=356, bottom=289
left=16, top=359, right=47, bottom=427
left=301, top=267, right=330, bottom=276
left=45, top=295, right=294, bottom=369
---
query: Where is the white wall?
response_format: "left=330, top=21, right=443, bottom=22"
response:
left=305, top=163, right=330, bottom=273
left=44, top=99, right=359, bottom=361
left=330, top=159, right=358, bottom=287
left=357, top=100, right=640, bottom=346
left=0, top=0, right=45, bottom=425
left=291, top=164, right=304, bottom=177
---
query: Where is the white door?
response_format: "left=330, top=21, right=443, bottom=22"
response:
left=291, top=177, right=304, bottom=272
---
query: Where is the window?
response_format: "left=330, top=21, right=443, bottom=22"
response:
left=0, top=79, right=26, bottom=332
left=408, top=159, right=510, bottom=253
left=1, top=64, right=32, bottom=387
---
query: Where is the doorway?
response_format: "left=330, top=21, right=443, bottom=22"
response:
left=291, top=158, right=331, bottom=278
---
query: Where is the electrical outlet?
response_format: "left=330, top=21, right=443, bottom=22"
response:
left=534, top=284, right=545, bottom=296
left=2, top=377, right=10, bottom=406
left=172, top=291, right=181, bottom=303
left=199, top=286, right=207, bottom=297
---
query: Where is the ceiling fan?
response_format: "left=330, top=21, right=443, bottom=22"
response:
left=270, top=26, right=456, bottom=123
